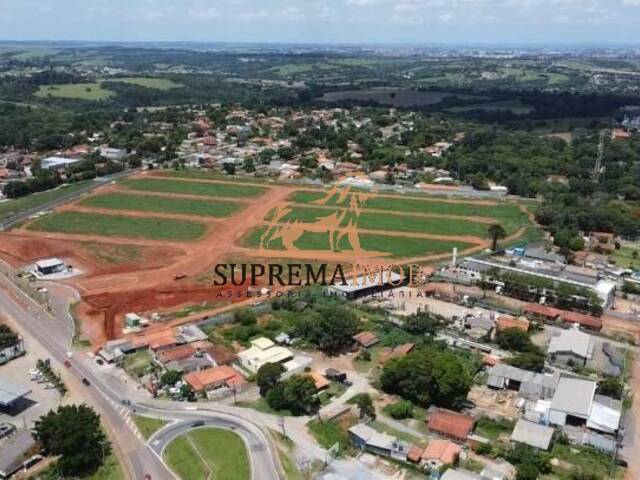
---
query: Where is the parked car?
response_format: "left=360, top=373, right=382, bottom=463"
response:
left=81, top=378, right=91, bottom=386
left=0, top=423, right=15, bottom=439
left=191, top=420, right=204, bottom=428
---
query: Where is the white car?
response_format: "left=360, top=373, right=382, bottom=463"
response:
left=66, top=351, right=74, bottom=359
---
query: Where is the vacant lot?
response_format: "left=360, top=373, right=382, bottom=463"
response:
left=244, top=226, right=474, bottom=258
left=164, top=428, right=250, bottom=480
left=288, top=190, right=527, bottom=222
left=80, top=192, right=244, bottom=218
left=121, top=178, right=266, bottom=198
left=27, top=211, right=208, bottom=241
left=268, top=205, right=494, bottom=237
left=34, top=83, right=114, bottom=100
left=109, top=77, right=183, bottom=90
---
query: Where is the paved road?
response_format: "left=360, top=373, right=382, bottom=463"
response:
left=145, top=414, right=276, bottom=480
left=0, top=268, right=283, bottom=480
left=0, top=168, right=138, bottom=231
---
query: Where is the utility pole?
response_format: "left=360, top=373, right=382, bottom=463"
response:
left=278, top=416, right=286, bottom=437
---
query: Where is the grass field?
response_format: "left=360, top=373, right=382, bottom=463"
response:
left=80, top=192, right=244, bottom=217
left=244, top=225, right=474, bottom=258
left=132, top=415, right=168, bottom=440
left=27, top=211, right=208, bottom=241
left=121, top=178, right=266, bottom=198
left=161, top=170, right=265, bottom=183
left=288, top=190, right=527, bottom=223
left=0, top=182, right=90, bottom=221
left=612, top=244, right=640, bottom=269
left=82, top=242, right=143, bottom=264
left=164, top=428, right=250, bottom=480
left=34, top=83, right=115, bottom=100
left=267, top=205, right=498, bottom=238
left=109, top=77, right=182, bottom=90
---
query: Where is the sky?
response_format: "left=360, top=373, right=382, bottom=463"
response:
left=2, top=0, right=640, bottom=45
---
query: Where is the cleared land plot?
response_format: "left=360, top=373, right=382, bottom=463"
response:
left=27, top=211, right=207, bottom=241
left=288, top=190, right=527, bottom=223
left=108, top=77, right=182, bottom=90
left=80, top=192, right=244, bottom=218
left=244, top=226, right=474, bottom=258
left=34, top=83, right=114, bottom=100
left=267, top=206, right=495, bottom=238
left=121, top=178, right=266, bottom=198
left=164, top=428, right=250, bottom=480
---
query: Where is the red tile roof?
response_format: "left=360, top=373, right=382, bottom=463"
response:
left=379, top=343, right=415, bottom=364
left=205, top=344, right=236, bottom=365
left=353, top=331, right=379, bottom=348
left=497, top=315, right=530, bottom=333
left=523, top=303, right=561, bottom=319
left=560, top=311, right=602, bottom=330
left=157, top=344, right=196, bottom=364
left=407, top=445, right=424, bottom=463
left=421, top=439, right=461, bottom=464
left=184, top=366, right=246, bottom=392
left=427, top=409, right=475, bottom=441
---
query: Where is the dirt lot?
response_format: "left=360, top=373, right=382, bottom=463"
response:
left=0, top=172, right=537, bottom=348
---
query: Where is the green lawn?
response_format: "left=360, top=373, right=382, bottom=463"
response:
left=34, top=83, right=115, bottom=100
left=611, top=244, right=640, bottom=269
left=473, top=417, right=514, bottom=441
left=164, top=428, right=250, bottom=480
left=109, top=77, right=182, bottom=90
left=288, top=190, right=528, bottom=224
left=268, top=205, right=498, bottom=237
left=132, top=415, right=169, bottom=440
left=307, top=418, right=355, bottom=457
left=161, top=170, right=265, bottom=183
left=243, top=226, right=475, bottom=258
left=80, top=192, right=244, bottom=218
left=87, top=452, right=125, bottom=480
left=124, top=350, right=153, bottom=378
left=0, top=182, right=90, bottom=222
left=27, top=211, right=208, bottom=241
left=121, top=178, right=266, bottom=198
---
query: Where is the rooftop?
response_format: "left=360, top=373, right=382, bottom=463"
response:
left=548, top=329, right=594, bottom=359
left=427, top=408, right=475, bottom=441
left=0, top=376, right=31, bottom=407
left=510, top=419, right=554, bottom=450
left=551, top=376, right=596, bottom=418
left=421, top=439, right=461, bottom=464
left=184, top=366, right=246, bottom=392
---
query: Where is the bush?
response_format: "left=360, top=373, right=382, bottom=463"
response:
left=384, top=400, right=414, bottom=419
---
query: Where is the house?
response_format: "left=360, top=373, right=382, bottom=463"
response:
left=176, top=324, right=208, bottom=343
left=0, top=429, right=38, bottom=479
left=549, top=376, right=596, bottom=427
left=487, top=364, right=558, bottom=400
left=523, top=247, right=567, bottom=265
left=427, top=408, right=475, bottom=442
left=205, top=344, right=236, bottom=366
left=98, top=339, right=135, bottom=363
left=420, top=439, right=461, bottom=469
left=39, top=156, right=80, bottom=170
left=547, top=328, right=594, bottom=367
left=99, top=147, right=128, bottom=160
left=496, top=315, right=529, bottom=333
left=184, top=366, right=246, bottom=393
left=510, top=419, right=554, bottom=450
left=465, top=316, right=494, bottom=340
left=379, top=343, right=414, bottom=364
left=611, top=128, right=630, bottom=140
left=34, top=258, right=66, bottom=276
left=309, top=371, right=330, bottom=391
left=156, top=343, right=198, bottom=366
left=348, top=423, right=410, bottom=461
left=0, top=377, right=31, bottom=408
left=352, top=331, right=379, bottom=349
left=236, top=337, right=293, bottom=374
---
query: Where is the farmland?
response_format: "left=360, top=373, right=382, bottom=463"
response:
left=27, top=211, right=208, bottom=241
left=121, top=178, right=266, bottom=198
left=80, top=192, right=244, bottom=218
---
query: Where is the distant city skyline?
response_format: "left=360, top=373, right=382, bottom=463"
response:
left=2, top=0, right=640, bottom=45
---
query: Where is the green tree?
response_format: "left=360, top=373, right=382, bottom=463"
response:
left=160, top=369, right=181, bottom=387
left=597, top=377, right=624, bottom=400
left=488, top=224, right=507, bottom=252
left=349, top=393, right=376, bottom=420
left=223, top=162, right=236, bottom=175
left=256, top=362, right=286, bottom=396
left=495, top=328, right=536, bottom=352
left=294, top=304, right=359, bottom=354
left=506, top=352, right=546, bottom=372
left=34, top=405, right=110, bottom=477
left=380, top=347, right=473, bottom=408
left=266, top=375, right=319, bottom=415
left=384, top=400, right=414, bottom=419
left=404, top=311, right=440, bottom=335
left=233, top=308, right=257, bottom=326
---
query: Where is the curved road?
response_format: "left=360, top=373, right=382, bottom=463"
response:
left=0, top=267, right=280, bottom=480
